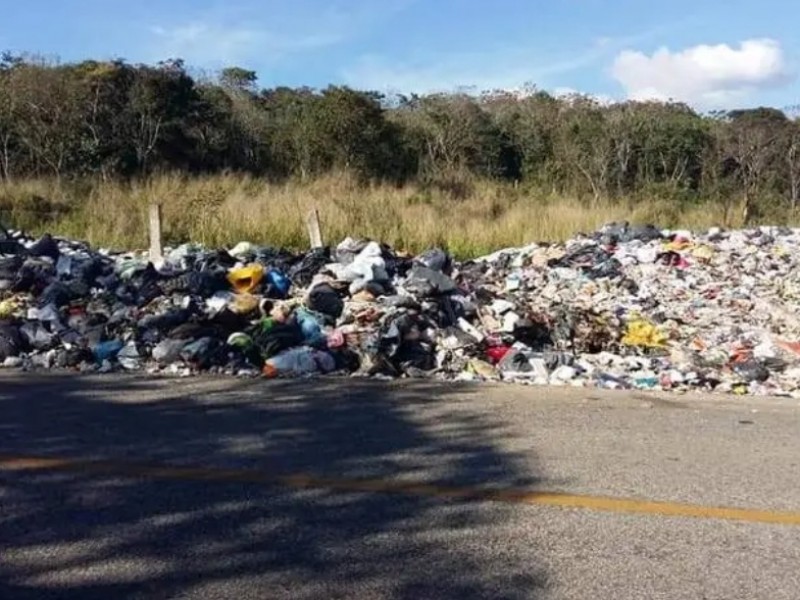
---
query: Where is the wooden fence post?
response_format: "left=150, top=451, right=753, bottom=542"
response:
left=306, top=208, right=323, bottom=249
left=149, top=203, right=163, bottom=263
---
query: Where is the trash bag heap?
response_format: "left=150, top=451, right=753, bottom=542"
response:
left=5, top=221, right=800, bottom=397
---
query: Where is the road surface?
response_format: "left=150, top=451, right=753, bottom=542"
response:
left=1, top=373, right=799, bottom=599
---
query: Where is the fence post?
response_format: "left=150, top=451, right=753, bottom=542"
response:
left=149, top=203, right=163, bottom=264
left=306, top=208, right=323, bottom=249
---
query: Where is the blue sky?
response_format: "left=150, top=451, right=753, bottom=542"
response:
left=1, top=0, right=799, bottom=109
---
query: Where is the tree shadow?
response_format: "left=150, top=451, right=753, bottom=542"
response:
left=0, top=374, right=548, bottom=599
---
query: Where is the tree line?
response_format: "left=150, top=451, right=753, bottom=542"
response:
left=1, top=54, right=799, bottom=221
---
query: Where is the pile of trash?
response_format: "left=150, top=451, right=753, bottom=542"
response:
left=4, top=221, right=800, bottom=397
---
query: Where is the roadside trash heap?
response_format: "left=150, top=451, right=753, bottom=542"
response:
left=4, top=222, right=800, bottom=397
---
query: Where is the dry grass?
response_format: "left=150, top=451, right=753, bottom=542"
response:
left=0, top=172, right=767, bottom=257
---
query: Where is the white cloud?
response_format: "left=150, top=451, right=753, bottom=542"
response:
left=342, top=55, right=532, bottom=94
left=145, top=1, right=415, bottom=70
left=553, top=87, right=616, bottom=105
left=149, top=23, right=340, bottom=67
left=342, top=44, right=612, bottom=95
left=341, top=25, right=679, bottom=97
left=612, top=38, right=793, bottom=107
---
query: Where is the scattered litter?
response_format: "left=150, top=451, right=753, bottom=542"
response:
left=3, top=222, right=800, bottom=397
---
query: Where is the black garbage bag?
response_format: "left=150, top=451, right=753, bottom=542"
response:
left=138, top=309, right=192, bottom=332
left=193, top=270, right=229, bottom=295
left=383, top=245, right=413, bottom=279
left=136, top=280, right=164, bottom=307
left=395, top=341, right=436, bottom=372
left=289, top=247, right=331, bottom=287
left=0, top=220, right=24, bottom=254
left=105, top=305, right=134, bottom=328
left=157, top=273, right=189, bottom=295
left=13, top=262, right=53, bottom=294
left=549, top=244, right=611, bottom=270
left=208, top=308, right=251, bottom=334
left=96, top=273, right=121, bottom=291
left=129, top=262, right=160, bottom=287
left=0, top=256, right=23, bottom=280
left=656, top=251, right=683, bottom=267
left=39, top=281, right=72, bottom=307
left=382, top=294, right=421, bottom=310
left=596, top=222, right=663, bottom=244
left=251, top=321, right=304, bottom=359
left=168, top=322, right=218, bottom=341
left=180, top=337, right=226, bottom=370
left=55, top=347, right=93, bottom=368
left=415, top=248, right=452, bottom=274
left=140, top=327, right=161, bottom=345
left=65, top=279, right=91, bottom=299
left=588, top=257, right=623, bottom=280
left=380, top=313, right=434, bottom=361
left=161, top=271, right=228, bottom=296
left=329, top=347, right=361, bottom=372
left=19, top=321, right=56, bottom=350
left=624, top=224, right=663, bottom=243
left=73, top=257, right=107, bottom=285
left=307, top=282, right=344, bottom=321
left=0, top=239, right=23, bottom=254
left=513, top=316, right=553, bottom=349
left=376, top=312, right=436, bottom=374
left=57, top=328, right=84, bottom=346
left=0, top=323, right=23, bottom=359
left=734, top=360, right=770, bottom=383
left=404, top=265, right=457, bottom=297
left=0, top=256, right=22, bottom=292
left=254, top=247, right=296, bottom=273
left=196, top=249, right=237, bottom=272
left=114, top=284, right=137, bottom=305
left=433, top=295, right=461, bottom=328
left=29, top=233, right=60, bottom=260
left=498, top=350, right=534, bottom=374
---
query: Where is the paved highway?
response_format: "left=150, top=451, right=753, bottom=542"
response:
left=1, top=373, right=799, bottom=599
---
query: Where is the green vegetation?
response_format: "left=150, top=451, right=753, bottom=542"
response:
left=0, top=53, right=799, bottom=255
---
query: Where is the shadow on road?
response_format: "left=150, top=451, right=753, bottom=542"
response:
left=0, top=374, right=547, bottom=599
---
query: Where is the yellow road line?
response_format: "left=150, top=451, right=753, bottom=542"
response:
left=1, top=454, right=799, bottom=527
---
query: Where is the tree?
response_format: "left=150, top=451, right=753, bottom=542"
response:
left=782, top=119, right=800, bottom=211
left=74, top=60, right=137, bottom=178
left=483, top=90, right=556, bottom=184
left=261, top=87, right=325, bottom=180
left=220, top=67, right=257, bottom=92
left=6, top=59, right=87, bottom=179
left=630, top=102, right=709, bottom=194
left=313, top=86, right=403, bottom=180
left=724, top=108, right=787, bottom=222
left=0, top=65, right=17, bottom=181
left=554, top=98, right=613, bottom=200
left=394, top=93, right=506, bottom=179
left=605, top=103, right=637, bottom=195
left=125, top=60, right=198, bottom=172
left=2, top=50, right=800, bottom=219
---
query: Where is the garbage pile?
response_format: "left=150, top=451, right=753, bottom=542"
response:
left=4, top=222, right=800, bottom=397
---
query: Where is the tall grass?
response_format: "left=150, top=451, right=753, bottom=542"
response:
left=0, top=172, right=765, bottom=258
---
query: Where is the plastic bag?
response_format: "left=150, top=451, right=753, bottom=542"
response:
left=266, top=270, right=291, bottom=299
left=227, top=264, right=265, bottom=294
left=307, top=283, right=344, bottom=321
left=621, top=318, right=667, bottom=349
left=416, top=248, right=452, bottom=274
left=263, top=347, right=319, bottom=378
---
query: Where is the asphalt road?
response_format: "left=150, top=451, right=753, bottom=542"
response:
left=1, top=373, right=799, bottom=599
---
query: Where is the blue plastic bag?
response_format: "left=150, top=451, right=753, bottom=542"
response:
left=267, top=270, right=291, bottom=299
left=93, top=340, right=124, bottom=362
